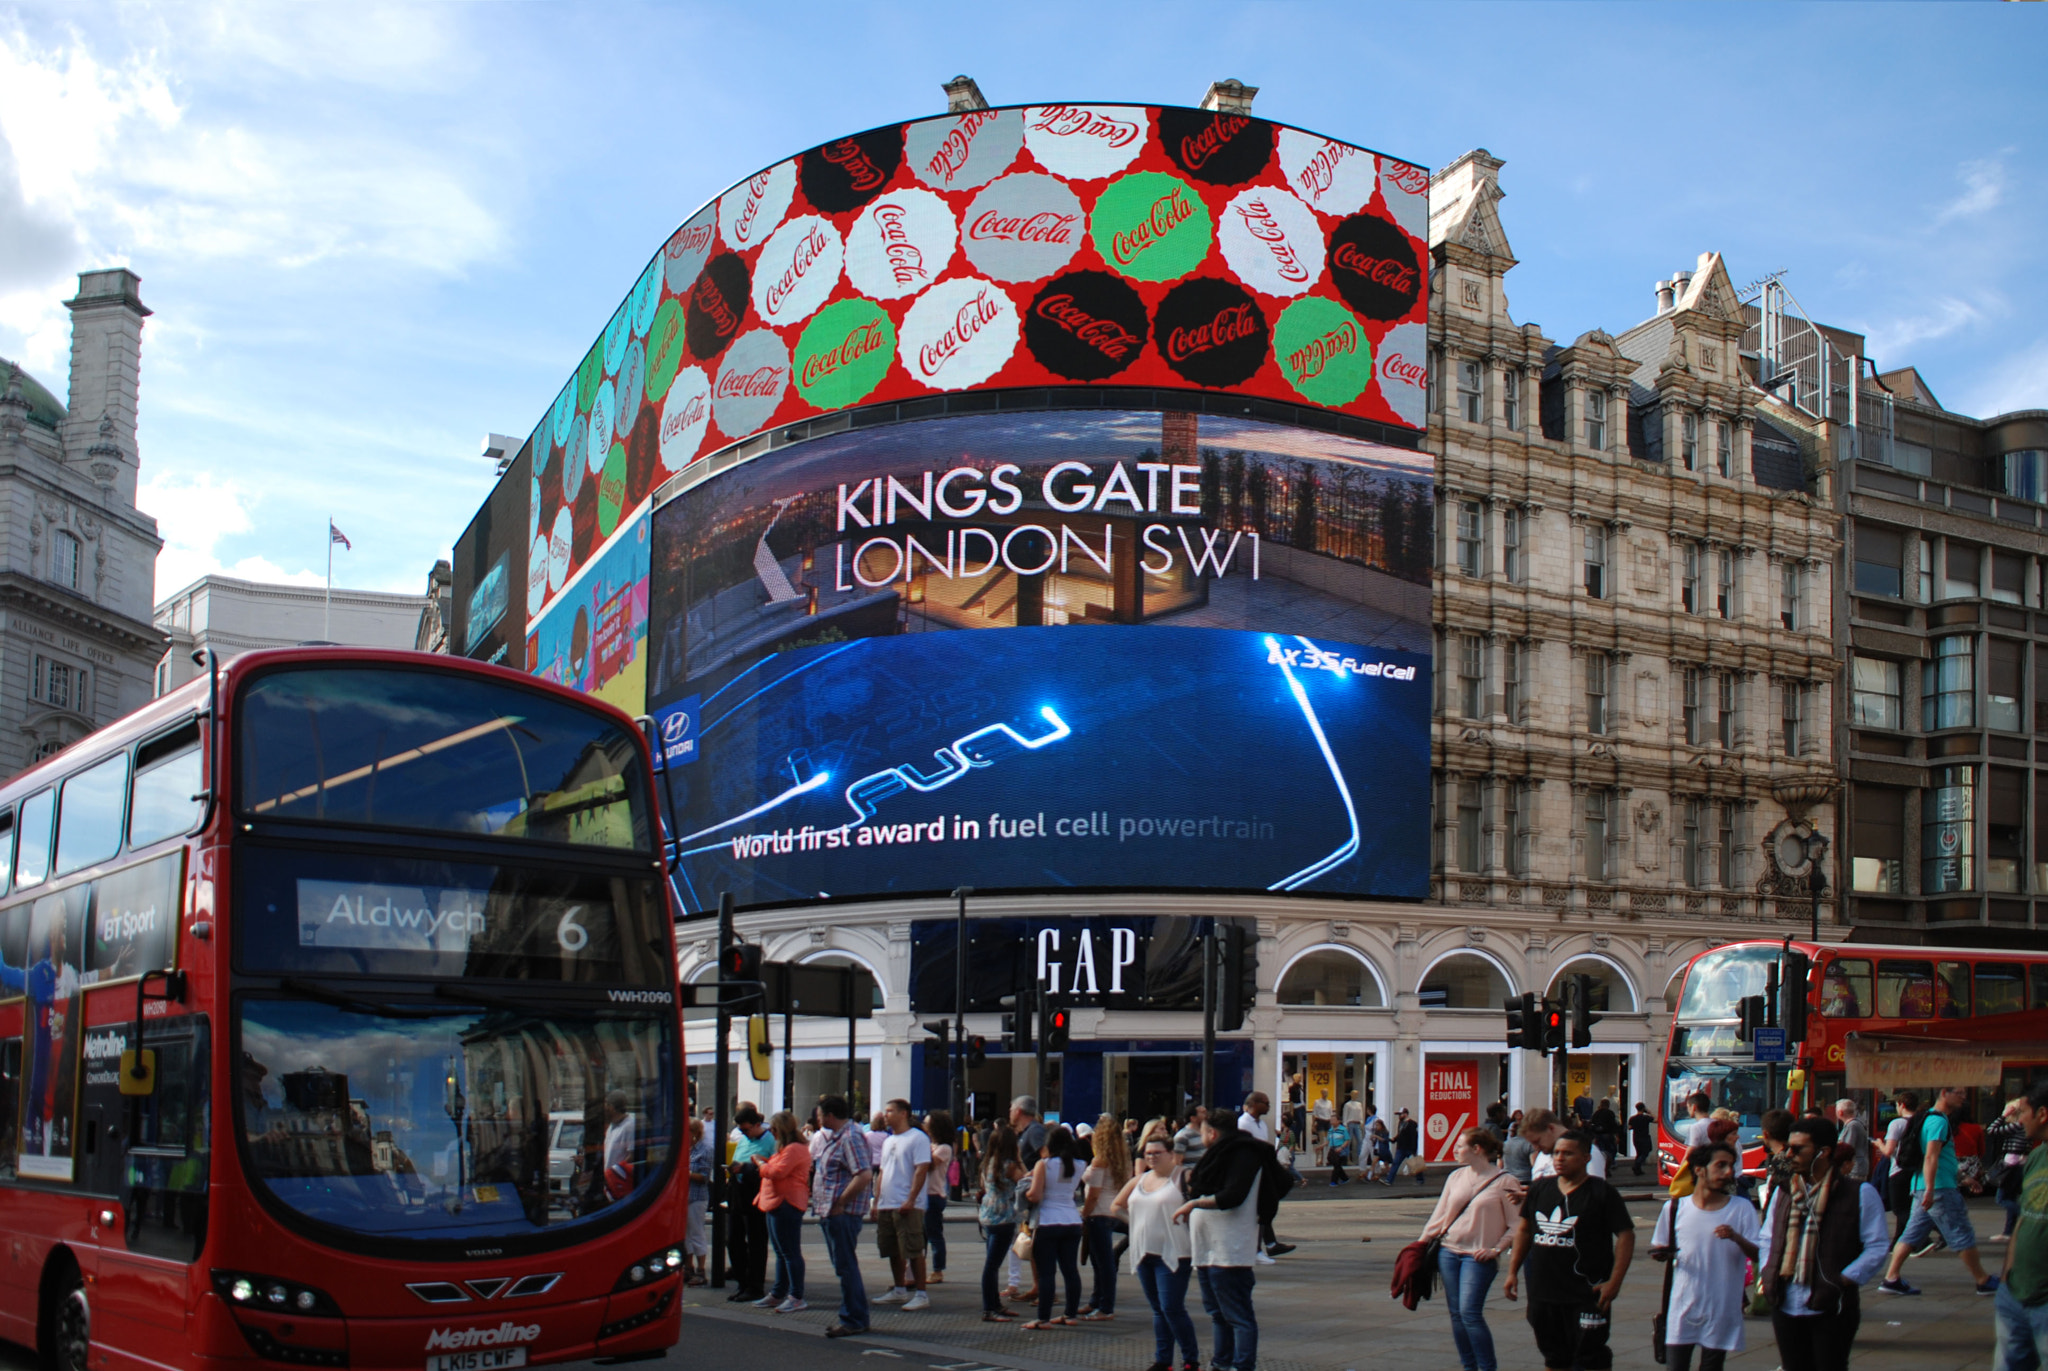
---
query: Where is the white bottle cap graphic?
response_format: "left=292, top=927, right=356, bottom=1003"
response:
left=659, top=364, right=711, bottom=473
left=897, top=276, right=1020, bottom=391
left=961, top=173, right=1086, bottom=284
left=1023, top=104, right=1145, bottom=181
left=664, top=207, right=719, bottom=297
left=1218, top=186, right=1325, bottom=298
left=845, top=188, right=958, bottom=300
left=719, top=159, right=796, bottom=253
left=750, top=214, right=845, bottom=328
left=906, top=108, right=1025, bottom=193
left=713, top=328, right=791, bottom=438
left=1276, top=129, right=1375, bottom=218
left=1376, top=319, right=1428, bottom=428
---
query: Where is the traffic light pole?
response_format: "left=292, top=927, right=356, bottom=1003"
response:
left=1034, top=995, right=1049, bottom=1116
left=1200, top=926, right=1217, bottom=1112
left=711, top=891, right=733, bottom=1290
left=952, top=886, right=971, bottom=1125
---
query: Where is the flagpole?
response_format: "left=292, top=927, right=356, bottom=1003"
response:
left=325, top=517, right=333, bottom=640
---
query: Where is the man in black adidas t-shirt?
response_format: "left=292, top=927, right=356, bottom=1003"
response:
left=1504, top=1129, right=1635, bottom=1371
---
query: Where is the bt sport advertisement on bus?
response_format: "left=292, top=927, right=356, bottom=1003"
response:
left=645, top=407, right=1432, bottom=910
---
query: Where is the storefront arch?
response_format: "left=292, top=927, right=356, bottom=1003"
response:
left=1546, top=954, right=1640, bottom=1013
left=1276, top=944, right=1389, bottom=1007
left=1417, top=948, right=1516, bottom=1009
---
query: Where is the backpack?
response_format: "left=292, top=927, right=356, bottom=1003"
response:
left=1894, top=1111, right=1927, bottom=1178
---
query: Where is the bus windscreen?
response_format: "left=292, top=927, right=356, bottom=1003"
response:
left=237, top=667, right=650, bottom=851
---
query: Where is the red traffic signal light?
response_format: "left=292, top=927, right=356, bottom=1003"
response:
left=1043, top=1003, right=1070, bottom=1052
left=1541, top=1006, right=1566, bottom=1052
left=721, top=941, right=762, bottom=982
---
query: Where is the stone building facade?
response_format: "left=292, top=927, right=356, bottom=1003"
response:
left=0, top=270, right=165, bottom=774
left=1423, top=150, right=1842, bottom=1106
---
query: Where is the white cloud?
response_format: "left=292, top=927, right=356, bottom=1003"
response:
left=1961, top=338, right=2048, bottom=420
left=1935, top=156, right=2005, bottom=226
left=221, top=555, right=327, bottom=588
left=1861, top=296, right=1986, bottom=360
left=138, top=468, right=253, bottom=599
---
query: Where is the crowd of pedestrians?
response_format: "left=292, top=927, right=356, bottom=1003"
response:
left=685, top=1081, right=2048, bottom=1371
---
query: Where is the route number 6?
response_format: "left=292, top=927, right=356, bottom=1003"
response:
left=557, top=906, right=589, bottom=953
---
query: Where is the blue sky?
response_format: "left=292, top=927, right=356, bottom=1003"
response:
left=0, top=2, right=2041, bottom=599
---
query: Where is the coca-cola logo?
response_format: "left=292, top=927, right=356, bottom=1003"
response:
left=969, top=209, right=1078, bottom=244
left=686, top=253, right=750, bottom=361
left=715, top=365, right=787, bottom=399
left=896, top=276, right=1020, bottom=392
left=918, top=287, right=1003, bottom=378
left=1287, top=317, right=1358, bottom=382
left=906, top=108, right=1024, bottom=193
left=963, top=172, right=1084, bottom=284
left=1024, top=270, right=1149, bottom=382
left=800, top=126, right=903, bottom=214
left=1112, top=187, right=1194, bottom=266
left=657, top=364, right=711, bottom=473
left=1218, top=185, right=1323, bottom=300
left=753, top=215, right=843, bottom=326
left=1381, top=351, right=1426, bottom=387
left=1382, top=158, right=1430, bottom=196
left=846, top=188, right=958, bottom=300
left=1158, top=107, right=1274, bottom=186
left=801, top=317, right=887, bottom=387
left=1152, top=277, right=1267, bottom=388
left=1326, top=213, right=1422, bottom=322
left=719, top=162, right=794, bottom=252
left=1023, top=104, right=1144, bottom=180
left=1234, top=198, right=1310, bottom=283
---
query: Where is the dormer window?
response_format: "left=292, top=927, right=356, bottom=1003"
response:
left=53, top=530, right=80, bottom=589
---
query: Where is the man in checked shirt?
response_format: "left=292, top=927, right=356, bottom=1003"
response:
left=813, top=1094, right=874, bottom=1337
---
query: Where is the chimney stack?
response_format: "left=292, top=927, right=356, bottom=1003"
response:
left=943, top=75, right=990, bottom=113
left=1656, top=280, right=1676, bottom=315
left=1200, top=79, right=1258, bottom=115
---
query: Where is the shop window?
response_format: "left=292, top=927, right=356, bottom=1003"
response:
left=1277, top=950, right=1384, bottom=1008
left=1820, top=958, right=1873, bottom=1017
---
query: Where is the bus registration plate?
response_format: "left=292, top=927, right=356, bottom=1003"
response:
left=428, top=1351, right=527, bottom=1371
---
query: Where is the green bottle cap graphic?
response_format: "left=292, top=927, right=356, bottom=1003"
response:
left=794, top=298, right=896, bottom=410
left=1089, top=171, right=1213, bottom=284
left=598, top=440, right=629, bottom=538
left=644, top=297, right=687, bottom=404
left=1273, top=296, right=1372, bottom=407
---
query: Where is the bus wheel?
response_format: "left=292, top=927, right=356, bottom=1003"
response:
left=44, top=1279, right=89, bottom=1371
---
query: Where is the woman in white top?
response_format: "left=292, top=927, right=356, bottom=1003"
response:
left=1080, top=1113, right=1131, bottom=1319
left=923, top=1110, right=954, bottom=1284
left=1116, top=1134, right=1200, bottom=1371
left=1023, top=1127, right=1086, bottom=1328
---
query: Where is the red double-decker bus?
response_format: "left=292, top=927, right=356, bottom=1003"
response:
left=0, top=649, right=686, bottom=1371
left=1657, top=938, right=2048, bottom=1179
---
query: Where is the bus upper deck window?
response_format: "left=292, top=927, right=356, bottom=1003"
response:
left=130, top=723, right=203, bottom=847
left=54, top=751, right=129, bottom=877
left=1935, top=961, right=1972, bottom=1019
left=0, top=808, right=14, bottom=897
left=1820, top=958, right=1871, bottom=1017
left=1978, top=963, right=2025, bottom=1016
left=14, top=789, right=54, bottom=889
left=1878, top=960, right=1935, bottom=1019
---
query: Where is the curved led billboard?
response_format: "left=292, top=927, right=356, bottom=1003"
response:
left=501, top=104, right=1429, bottom=638
left=646, top=406, right=1432, bottom=911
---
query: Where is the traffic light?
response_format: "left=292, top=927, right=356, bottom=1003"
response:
left=1736, top=994, right=1768, bottom=1043
left=1218, top=923, right=1256, bottom=1032
left=1001, top=991, right=1032, bottom=1053
left=746, top=1014, right=772, bottom=1082
left=1570, top=972, right=1603, bottom=1050
left=721, top=940, right=762, bottom=984
left=1781, top=951, right=1812, bottom=1042
left=1504, top=992, right=1540, bottom=1052
left=1540, top=1000, right=1566, bottom=1053
left=967, top=1035, right=987, bottom=1069
left=921, top=1020, right=951, bottom=1057
left=1041, top=1000, right=1070, bottom=1053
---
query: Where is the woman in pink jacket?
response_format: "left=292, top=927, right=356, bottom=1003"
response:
left=1416, top=1128, right=1525, bottom=1371
left=757, top=1111, right=815, bottom=1313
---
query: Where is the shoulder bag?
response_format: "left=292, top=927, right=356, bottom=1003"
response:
left=1652, top=1197, right=1679, bottom=1365
left=1390, top=1170, right=1505, bottom=1309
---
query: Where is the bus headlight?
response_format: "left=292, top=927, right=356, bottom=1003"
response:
left=612, top=1246, right=685, bottom=1292
left=211, top=1271, right=342, bottom=1317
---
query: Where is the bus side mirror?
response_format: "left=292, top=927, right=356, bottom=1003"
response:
left=119, top=1048, right=157, bottom=1097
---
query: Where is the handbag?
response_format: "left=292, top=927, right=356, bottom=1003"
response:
left=1011, top=1221, right=1035, bottom=1260
left=1391, top=1170, right=1504, bottom=1310
left=1651, top=1198, right=1678, bottom=1365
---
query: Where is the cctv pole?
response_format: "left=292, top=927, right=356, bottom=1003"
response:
left=710, top=891, right=733, bottom=1289
left=952, top=887, right=972, bottom=1124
